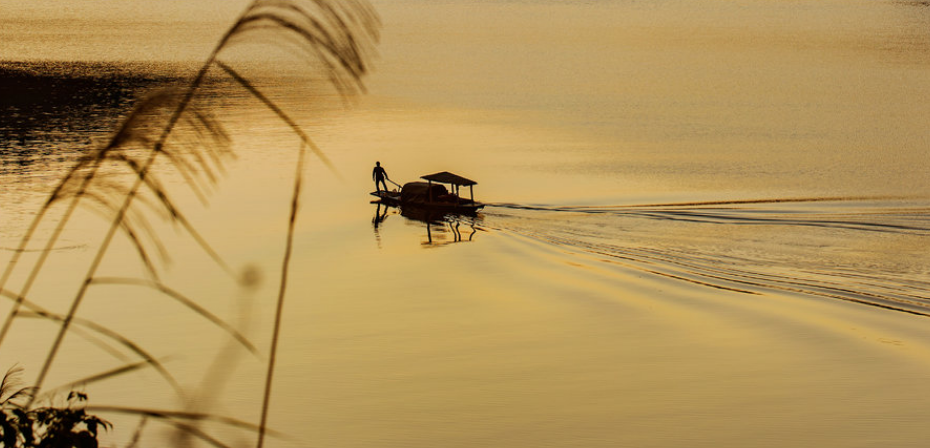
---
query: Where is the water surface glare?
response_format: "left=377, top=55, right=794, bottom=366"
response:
left=2, top=0, right=930, bottom=447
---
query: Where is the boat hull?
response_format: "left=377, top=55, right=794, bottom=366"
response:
left=370, top=191, right=483, bottom=215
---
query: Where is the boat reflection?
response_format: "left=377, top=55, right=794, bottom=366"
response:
left=371, top=202, right=481, bottom=247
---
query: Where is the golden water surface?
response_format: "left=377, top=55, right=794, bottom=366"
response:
left=2, top=1, right=930, bottom=447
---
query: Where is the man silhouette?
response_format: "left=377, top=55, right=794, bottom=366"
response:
left=372, top=161, right=389, bottom=193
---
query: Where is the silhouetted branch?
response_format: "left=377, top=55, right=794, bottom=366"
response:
left=89, top=277, right=259, bottom=354
left=35, top=359, right=165, bottom=403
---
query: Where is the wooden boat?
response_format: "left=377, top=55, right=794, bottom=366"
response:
left=371, top=171, right=484, bottom=214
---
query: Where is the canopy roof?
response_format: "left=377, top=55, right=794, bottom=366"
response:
left=421, top=171, right=477, bottom=186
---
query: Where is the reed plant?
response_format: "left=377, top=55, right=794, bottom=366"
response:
left=0, top=0, right=379, bottom=446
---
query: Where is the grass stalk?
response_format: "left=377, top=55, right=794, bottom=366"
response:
left=257, top=140, right=305, bottom=448
left=0, top=164, right=100, bottom=345
left=25, top=1, right=261, bottom=406
left=4, top=2, right=379, bottom=446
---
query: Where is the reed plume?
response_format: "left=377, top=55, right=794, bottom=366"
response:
left=0, top=0, right=379, bottom=446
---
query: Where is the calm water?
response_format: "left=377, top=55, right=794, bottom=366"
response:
left=2, top=1, right=930, bottom=447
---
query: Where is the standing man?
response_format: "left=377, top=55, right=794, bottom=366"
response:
left=373, top=161, right=389, bottom=192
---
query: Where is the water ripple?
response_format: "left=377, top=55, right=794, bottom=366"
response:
left=483, top=197, right=930, bottom=317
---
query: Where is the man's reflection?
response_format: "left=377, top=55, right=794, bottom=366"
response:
left=371, top=202, right=389, bottom=247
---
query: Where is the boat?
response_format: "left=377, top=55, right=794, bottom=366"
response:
left=370, top=171, right=484, bottom=214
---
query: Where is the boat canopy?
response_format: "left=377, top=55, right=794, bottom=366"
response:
left=421, top=171, right=477, bottom=186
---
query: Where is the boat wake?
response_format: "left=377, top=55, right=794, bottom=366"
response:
left=481, top=197, right=930, bottom=317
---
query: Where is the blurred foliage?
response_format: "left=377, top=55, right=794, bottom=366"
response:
left=1, top=368, right=110, bottom=448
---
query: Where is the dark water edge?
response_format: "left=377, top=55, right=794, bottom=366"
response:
left=0, top=60, right=191, bottom=175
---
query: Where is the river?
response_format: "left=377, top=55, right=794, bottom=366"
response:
left=2, top=1, right=930, bottom=447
